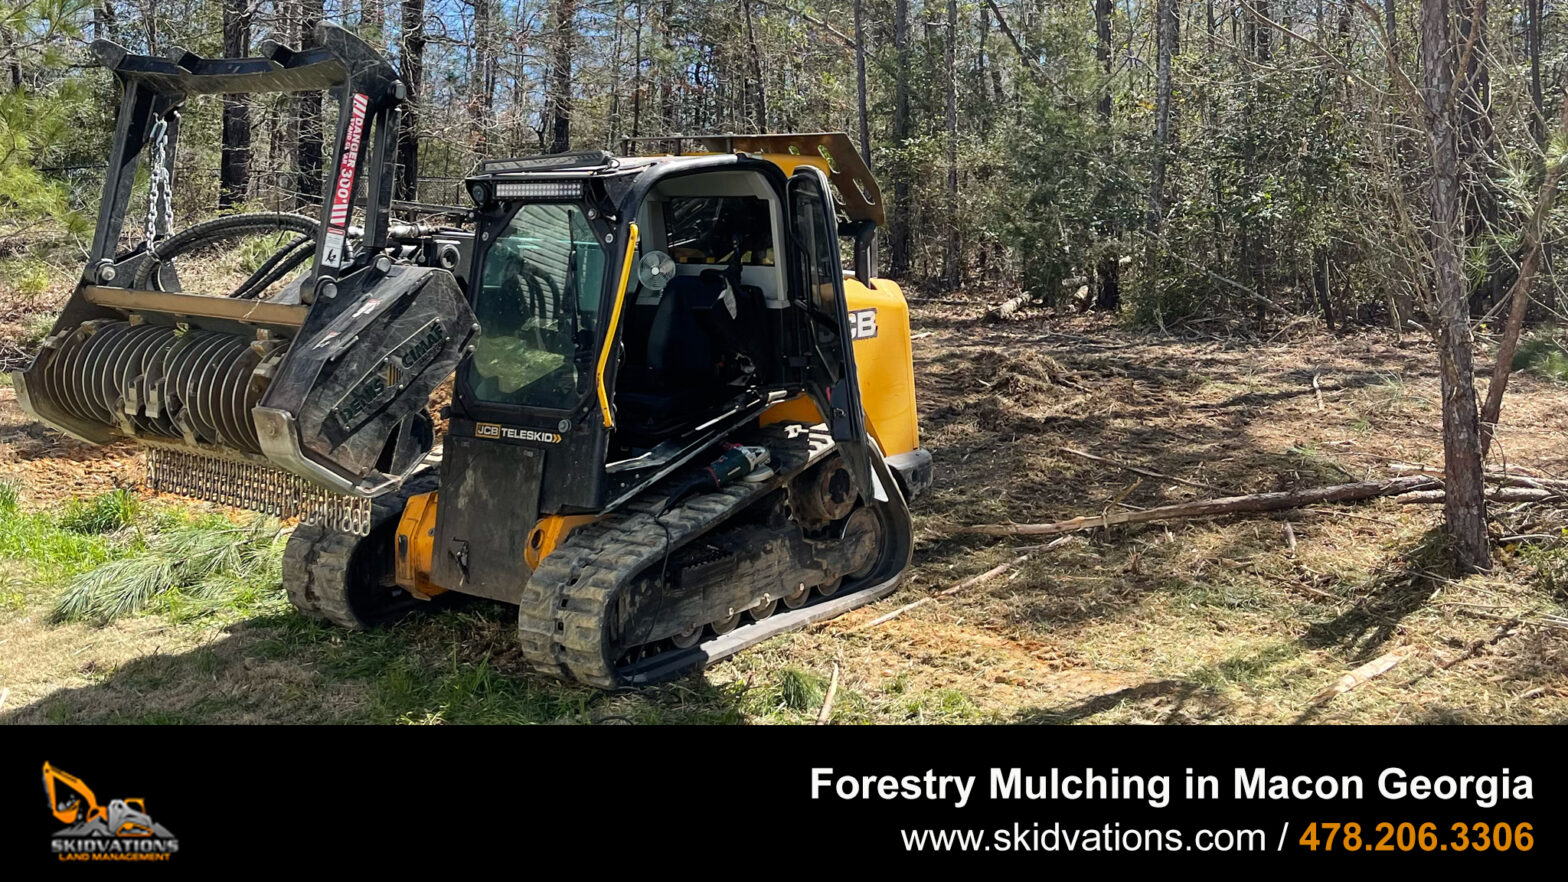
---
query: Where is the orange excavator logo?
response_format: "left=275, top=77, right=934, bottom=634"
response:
left=43, top=762, right=173, bottom=839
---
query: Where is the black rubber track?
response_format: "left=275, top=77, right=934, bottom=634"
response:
left=282, top=471, right=440, bottom=628
left=518, top=424, right=915, bottom=689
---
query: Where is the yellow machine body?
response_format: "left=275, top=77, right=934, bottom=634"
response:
left=395, top=274, right=921, bottom=598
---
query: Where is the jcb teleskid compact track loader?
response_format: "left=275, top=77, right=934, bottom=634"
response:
left=15, top=24, right=931, bottom=688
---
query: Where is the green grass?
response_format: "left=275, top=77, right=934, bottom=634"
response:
left=0, top=481, right=126, bottom=579
left=233, top=231, right=303, bottom=274
left=1512, top=331, right=1568, bottom=384
left=58, top=488, right=140, bottom=534
left=0, top=256, right=55, bottom=300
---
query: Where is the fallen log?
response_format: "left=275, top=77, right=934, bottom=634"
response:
left=1396, top=488, right=1557, bottom=504
left=985, top=292, right=1032, bottom=321
left=953, top=476, right=1439, bottom=537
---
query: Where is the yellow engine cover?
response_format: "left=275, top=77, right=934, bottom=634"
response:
left=761, top=275, right=921, bottom=458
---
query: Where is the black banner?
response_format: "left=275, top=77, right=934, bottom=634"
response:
left=1, top=725, right=1557, bottom=869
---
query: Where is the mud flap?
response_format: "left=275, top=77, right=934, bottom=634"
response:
left=428, top=433, right=544, bottom=603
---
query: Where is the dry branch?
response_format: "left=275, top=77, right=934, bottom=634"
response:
left=817, top=662, right=840, bottom=725
left=1396, top=488, right=1557, bottom=504
left=856, top=537, right=1071, bottom=631
left=1309, top=652, right=1403, bottom=706
left=1479, top=86, right=1568, bottom=457
left=984, top=0, right=1049, bottom=86
left=1060, top=447, right=1229, bottom=493
left=954, top=476, right=1438, bottom=537
left=1389, top=462, right=1568, bottom=488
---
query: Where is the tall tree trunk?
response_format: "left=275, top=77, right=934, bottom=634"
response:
left=854, top=0, right=870, bottom=167
left=547, top=0, right=577, bottom=153
left=943, top=0, right=959, bottom=290
left=296, top=0, right=325, bottom=204
left=888, top=0, right=912, bottom=277
left=630, top=0, right=644, bottom=138
left=1149, top=0, right=1176, bottom=233
left=659, top=0, right=677, bottom=133
left=1384, top=0, right=1397, bottom=59
left=471, top=0, right=494, bottom=153
left=1421, top=0, right=1491, bottom=572
left=93, top=1, right=115, bottom=40
left=220, top=0, right=251, bottom=209
left=1528, top=0, right=1543, bottom=146
left=741, top=0, right=766, bottom=130
left=396, top=0, right=425, bottom=202
left=1093, top=0, right=1120, bottom=311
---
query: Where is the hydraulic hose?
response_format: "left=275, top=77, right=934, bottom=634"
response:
left=233, top=237, right=315, bottom=300
left=232, top=234, right=313, bottom=299
left=134, top=212, right=320, bottom=290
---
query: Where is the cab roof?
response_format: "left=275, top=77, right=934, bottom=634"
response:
left=472, top=133, right=884, bottom=228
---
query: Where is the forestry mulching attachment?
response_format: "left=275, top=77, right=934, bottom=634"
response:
left=15, top=23, right=931, bottom=687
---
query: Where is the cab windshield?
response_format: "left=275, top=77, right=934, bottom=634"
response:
left=465, top=203, right=607, bottom=410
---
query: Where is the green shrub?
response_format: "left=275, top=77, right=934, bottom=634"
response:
left=1512, top=331, right=1568, bottom=384
left=58, top=489, right=139, bottom=534
left=1, top=258, right=54, bottom=299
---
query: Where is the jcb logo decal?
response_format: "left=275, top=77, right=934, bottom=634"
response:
left=476, top=422, right=562, bottom=444
left=848, top=308, right=878, bottom=340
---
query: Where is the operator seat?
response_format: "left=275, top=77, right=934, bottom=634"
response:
left=615, top=271, right=761, bottom=445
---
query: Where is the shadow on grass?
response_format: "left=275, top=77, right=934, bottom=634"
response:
left=1009, top=645, right=1307, bottom=724
left=0, top=602, right=747, bottom=725
left=1298, top=526, right=1451, bottom=661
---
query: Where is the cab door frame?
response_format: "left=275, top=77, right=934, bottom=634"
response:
left=785, top=165, right=886, bottom=502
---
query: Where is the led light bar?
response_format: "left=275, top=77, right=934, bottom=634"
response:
left=494, top=180, right=584, bottom=200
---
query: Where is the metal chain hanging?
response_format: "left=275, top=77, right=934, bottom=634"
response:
left=144, top=115, right=175, bottom=246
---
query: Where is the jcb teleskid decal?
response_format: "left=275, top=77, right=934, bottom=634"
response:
left=475, top=422, right=563, bottom=444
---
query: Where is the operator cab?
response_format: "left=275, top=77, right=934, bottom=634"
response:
left=613, top=170, right=783, bottom=449
left=463, top=163, right=789, bottom=461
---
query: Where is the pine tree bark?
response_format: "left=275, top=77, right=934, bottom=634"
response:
left=888, top=0, right=912, bottom=277
left=1093, top=0, right=1120, bottom=311
left=547, top=0, right=578, bottom=153
left=220, top=0, right=251, bottom=209
left=396, top=0, right=425, bottom=202
left=296, top=0, right=326, bottom=203
left=1421, top=0, right=1491, bottom=572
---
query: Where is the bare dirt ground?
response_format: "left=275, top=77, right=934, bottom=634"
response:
left=2, top=292, right=1567, bottom=724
